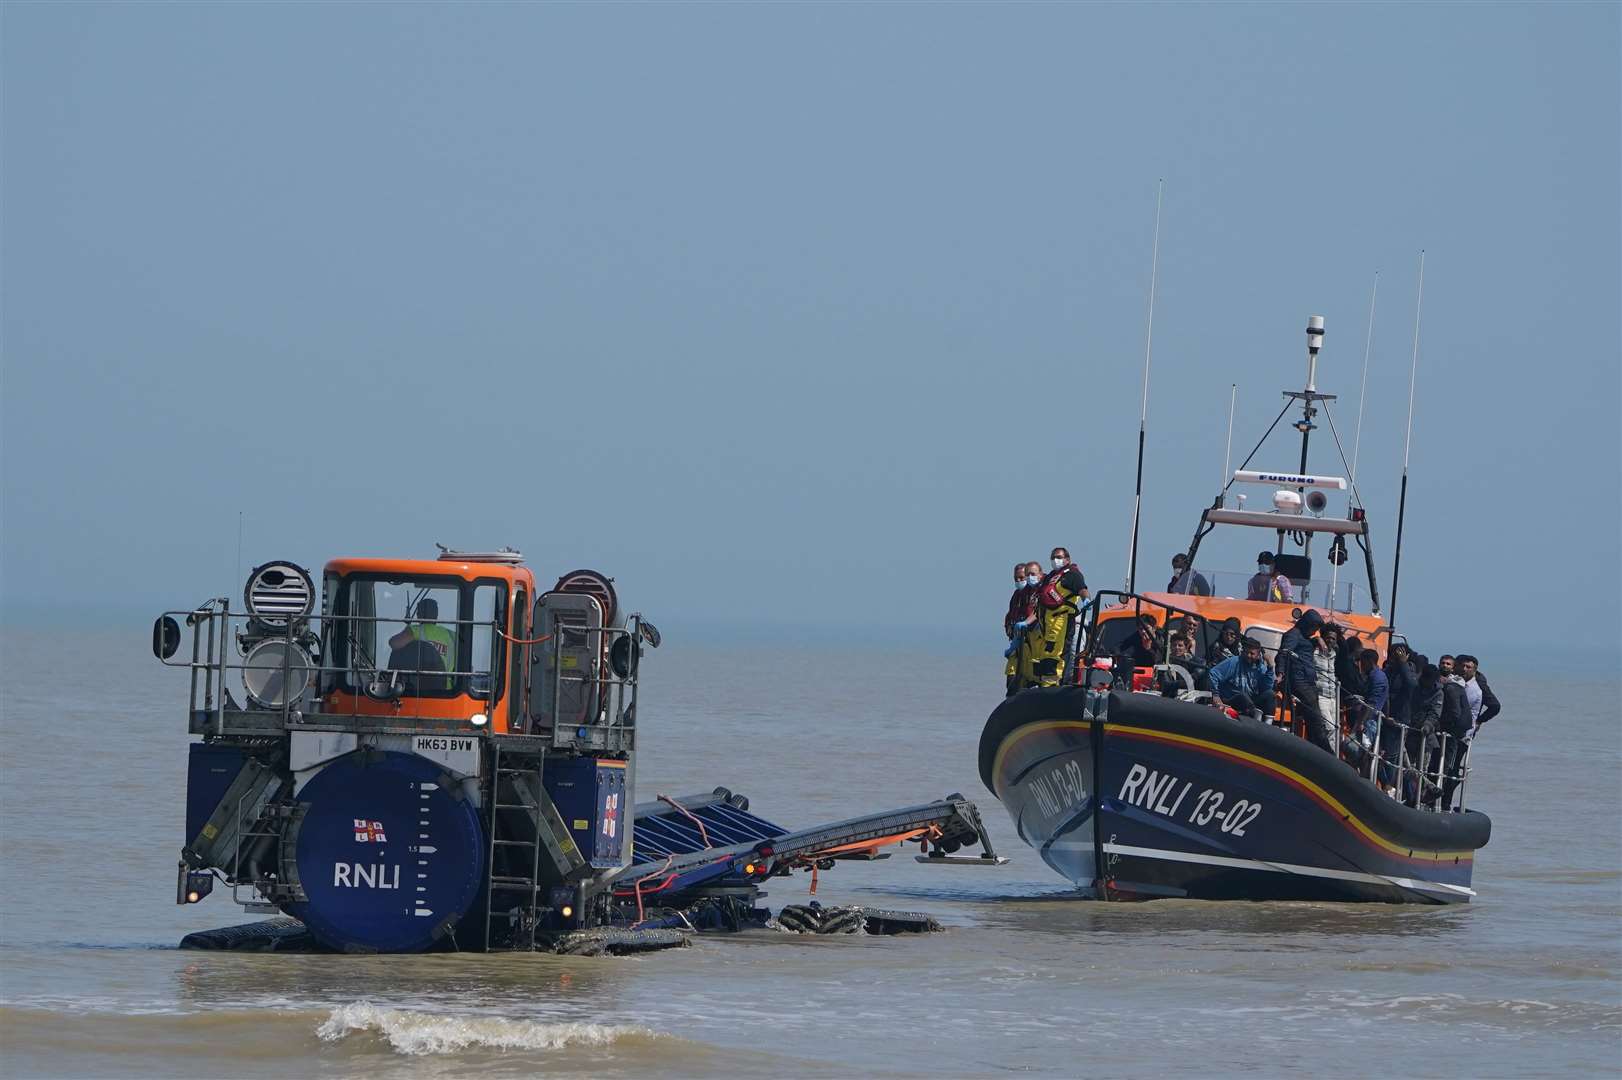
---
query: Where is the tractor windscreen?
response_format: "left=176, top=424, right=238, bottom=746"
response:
left=325, top=575, right=504, bottom=699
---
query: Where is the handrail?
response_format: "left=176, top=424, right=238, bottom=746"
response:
left=160, top=605, right=645, bottom=737
left=1078, top=590, right=1473, bottom=814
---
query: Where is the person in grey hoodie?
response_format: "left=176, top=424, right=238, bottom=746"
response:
left=1430, top=671, right=1474, bottom=810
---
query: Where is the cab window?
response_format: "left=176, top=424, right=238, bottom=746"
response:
left=326, top=575, right=504, bottom=699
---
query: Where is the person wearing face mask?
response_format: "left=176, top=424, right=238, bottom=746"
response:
left=1003, top=561, right=1042, bottom=695
left=1246, top=552, right=1294, bottom=603
left=1022, top=547, right=1089, bottom=688
left=1167, top=552, right=1211, bottom=596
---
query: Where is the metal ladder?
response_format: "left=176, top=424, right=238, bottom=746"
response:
left=484, top=744, right=547, bottom=951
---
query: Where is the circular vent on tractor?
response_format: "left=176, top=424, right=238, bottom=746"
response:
left=244, top=561, right=315, bottom=627
left=242, top=638, right=315, bottom=709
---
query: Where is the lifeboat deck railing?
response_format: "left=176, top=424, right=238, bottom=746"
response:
left=1077, top=590, right=1472, bottom=813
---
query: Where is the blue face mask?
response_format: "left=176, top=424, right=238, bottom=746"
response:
left=1026, top=575, right=1041, bottom=587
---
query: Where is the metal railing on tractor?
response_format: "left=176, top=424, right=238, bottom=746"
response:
left=1076, top=590, right=1472, bottom=813
left=162, top=602, right=646, bottom=743
left=540, top=617, right=647, bottom=752
left=161, top=602, right=510, bottom=734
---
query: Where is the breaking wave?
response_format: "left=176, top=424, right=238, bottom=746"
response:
left=317, top=1002, right=671, bottom=1056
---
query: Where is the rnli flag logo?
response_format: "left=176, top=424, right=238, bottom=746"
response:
left=353, top=819, right=387, bottom=843
left=603, top=794, right=618, bottom=839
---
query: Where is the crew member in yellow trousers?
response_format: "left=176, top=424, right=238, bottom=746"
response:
left=1022, top=547, right=1089, bottom=688
left=1003, top=561, right=1041, bottom=695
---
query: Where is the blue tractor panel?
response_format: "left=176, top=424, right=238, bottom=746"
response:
left=186, top=743, right=248, bottom=842
left=284, top=751, right=484, bottom=953
left=543, top=757, right=628, bottom=869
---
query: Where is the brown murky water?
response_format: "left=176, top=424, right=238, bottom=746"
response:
left=2, top=629, right=1618, bottom=1077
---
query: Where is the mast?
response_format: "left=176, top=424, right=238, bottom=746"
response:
left=1389, top=251, right=1425, bottom=629
left=1283, top=317, right=1326, bottom=562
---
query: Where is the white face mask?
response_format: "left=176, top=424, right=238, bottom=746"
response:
left=1258, top=565, right=1271, bottom=574
left=1026, top=575, right=1041, bottom=587
left=1051, top=557, right=1067, bottom=570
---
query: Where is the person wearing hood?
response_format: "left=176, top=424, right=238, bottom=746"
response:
left=1206, top=617, right=1243, bottom=665
left=1279, top=608, right=1336, bottom=755
left=1335, top=631, right=1368, bottom=700
left=1406, top=663, right=1444, bottom=806
left=1383, top=642, right=1418, bottom=733
left=1381, top=642, right=1418, bottom=789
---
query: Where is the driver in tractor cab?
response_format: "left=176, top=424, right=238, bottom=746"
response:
left=388, top=598, right=454, bottom=692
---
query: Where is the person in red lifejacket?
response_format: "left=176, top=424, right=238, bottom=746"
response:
left=1023, top=547, right=1089, bottom=688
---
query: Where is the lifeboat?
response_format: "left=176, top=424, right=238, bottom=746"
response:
left=981, top=315, right=1491, bottom=903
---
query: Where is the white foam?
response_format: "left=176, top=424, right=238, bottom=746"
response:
left=317, top=1002, right=660, bottom=1055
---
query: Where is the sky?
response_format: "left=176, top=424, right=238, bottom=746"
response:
left=3, top=2, right=1619, bottom=663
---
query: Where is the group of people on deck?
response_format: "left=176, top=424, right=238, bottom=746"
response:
left=1123, top=606, right=1499, bottom=810
left=999, top=553, right=1503, bottom=810
left=1003, top=548, right=1089, bottom=695
left=1272, top=609, right=1500, bottom=808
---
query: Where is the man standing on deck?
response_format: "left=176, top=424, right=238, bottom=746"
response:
left=1024, top=548, right=1088, bottom=688
left=1455, top=655, right=1501, bottom=739
left=1247, top=552, right=1293, bottom=602
left=1003, top=562, right=1041, bottom=695
left=1383, top=642, right=1418, bottom=787
left=1432, top=668, right=1474, bottom=809
left=1354, top=648, right=1389, bottom=770
left=1167, top=553, right=1211, bottom=596
left=1279, top=609, right=1337, bottom=755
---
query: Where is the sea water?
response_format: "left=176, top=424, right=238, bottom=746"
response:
left=1, top=628, right=1618, bottom=1077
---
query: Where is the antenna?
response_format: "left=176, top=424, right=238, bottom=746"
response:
left=1389, top=251, right=1425, bottom=628
left=1334, top=273, right=1378, bottom=610
left=1350, top=273, right=1377, bottom=489
left=1220, top=384, right=1238, bottom=497
left=1125, top=179, right=1163, bottom=593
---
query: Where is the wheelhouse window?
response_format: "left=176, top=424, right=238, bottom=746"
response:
left=325, top=574, right=505, bottom=700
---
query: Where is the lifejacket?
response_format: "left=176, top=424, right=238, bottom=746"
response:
left=1024, top=566, right=1087, bottom=687
left=1004, top=584, right=1037, bottom=638
left=1003, top=584, right=1038, bottom=684
left=411, top=622, right=456, bottom=689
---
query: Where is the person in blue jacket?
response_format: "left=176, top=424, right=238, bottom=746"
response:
left=1209, top=637, right=1275, bottom=720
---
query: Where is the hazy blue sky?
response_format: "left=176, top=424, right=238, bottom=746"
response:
left=3, top=2, right=1618, bottom=660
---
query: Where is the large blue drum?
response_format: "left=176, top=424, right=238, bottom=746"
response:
left=284, top=750, right=484, bottom=953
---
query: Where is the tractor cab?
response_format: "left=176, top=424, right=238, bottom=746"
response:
left=321, top=554, right=531, bottom=730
